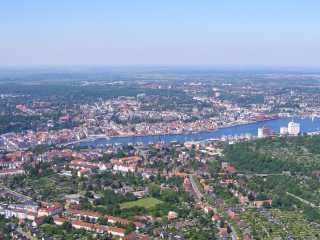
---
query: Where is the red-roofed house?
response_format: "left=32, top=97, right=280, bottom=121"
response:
left=65, top=209, right=103, bottom=223
left=124, top=232, right=150, bottom=240
left=106, top=215, right=130, bottom=225
left=54, top=217, right=67, bottom=226
left=38, top=202, right=63, bottom=217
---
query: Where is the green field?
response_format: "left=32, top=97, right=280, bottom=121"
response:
left=238, top=208, right=320, bottom=239
left=120, top=197, right=163, bottom=209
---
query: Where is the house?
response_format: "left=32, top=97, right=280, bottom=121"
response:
left=224, top=164, right=236, bottom=174
left=132, top=190, right=147, bottom=198
left=195, top=202, right=213, bottom=213
left=124, top=232, right=150, bottom=240
left=2, top=203, right=39, bottom=221
left=4, top=208, right=37, bottom=221
left=38, top=202, right=63, bottom=217
left=64, top=193, right=82, bottom=206
left=54, top=217, right=67, bottom=226
left=71, top=220, right=110, bottom=234
left=220, top=179, right=236, bottom=185
left=77, top=168, right=92, bottom=178
left=228, top=210, right=237, bottom=220
left=71, top=220, right=97, bottom=232
left=167, top=211, right=178, bottom=221
left=244, top=232, right=253, bottom=240
left=107, top=226, right=126, bottom=238
left=113, top=164, right=136, bottom=173
left=252, top=199, right=272, bottom=208
left=239, top=195, right=249, bottom=205
left=203, top=205, right=213, bottom=214
left=70, top=159, right=99, bottom=170
left=62, top=149, right=73, bottom=158
left=65, top=209, right=103, bottom=223
left=70, top=219, right=126, bottom=238
left=32, top=216, right=46, bottom=227
left=111, top=156, right=141, bottom=173
left=106, top=215, right=130, bottom=225
left=98, top=162, right=112, bottom=171
left=212, top=214, right=221, bottom=223
left=111, top=156, right=141, bottom=165
left=219, top=227, right=229, bottom=238
left=0, top=168, right=25, bottom=177
left=139, top=168, right=158, bottom=179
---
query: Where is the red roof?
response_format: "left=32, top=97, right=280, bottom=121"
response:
left=72, top=220, right=95, bottom=229
left=224, top=164, right=236, bottom=173
left=212, top=214, right=221, bottom=221
left=124, top=232, right=150, bottom=240
left=66, top=209, right=103, bottom=218
left=106, top=215, right=129, bottom=225
left=107, top=226, right=126, bottom=234
left=54, top=217, right=66, bottom=224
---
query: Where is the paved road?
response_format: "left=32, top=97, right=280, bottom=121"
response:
left=236, top=173, right=286, bottom=177
left=0, top=184, right=32, bottom=202
left=286, top=191, right=318, bottom=208
left=16, top=227, right=32, bottom=240
left=189, top=175, right=203, bottom=200
left=189, top=175, right=239, bottom=240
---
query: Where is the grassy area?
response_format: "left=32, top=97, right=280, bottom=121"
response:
left=240, top=209, right=285, bottom=239
left=25, top=174, right=77, bottom=201
left=120, top=197, right=163, bottom=209
left=239, top=208, right=320, bottom=239
left=224, top=136, right=320, bottom=174
left=271, top=209, right=320, bottom=239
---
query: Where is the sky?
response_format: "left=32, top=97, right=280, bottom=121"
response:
left=1, top=1, right=320, bottom=67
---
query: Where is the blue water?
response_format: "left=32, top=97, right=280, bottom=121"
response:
left=79, top=117, right=320, bottom=147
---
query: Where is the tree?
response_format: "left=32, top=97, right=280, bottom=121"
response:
left=43, top=216, right=54, bottom=224
left=161, top=189, right=179, bottom=203
left=62, top=221, right=72, bottom=231
left=97, top=217, right=108, bottom=225
left=208, top=160, right=221, bottom=175
left=125, top=222, right=136, bottom=234
left=148, top=183, right=160, bottom=197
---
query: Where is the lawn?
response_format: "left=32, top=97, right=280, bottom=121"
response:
left=25, top=174, right=77, bottom=201
left=120, top=197, right=163, bottom=209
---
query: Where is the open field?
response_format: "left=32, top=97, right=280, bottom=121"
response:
left=120, top=197, right=163, bottom=209
left=24, top=174, right=77, bottom=202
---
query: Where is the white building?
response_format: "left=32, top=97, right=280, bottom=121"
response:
left=257, top=128, right=264, bottom=138
left=258, top=127, right=271, bottom=138
left=288, top=121, right=300, bottom=135
left=113, top=164, right=135, bottom=173
left=280, top=127, right=288, bottom=135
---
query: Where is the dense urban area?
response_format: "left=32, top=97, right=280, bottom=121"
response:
left=1, top=67, right=320, bottom=240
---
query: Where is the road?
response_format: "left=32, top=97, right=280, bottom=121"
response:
left=16, top=227, right=32, bottom=240
left=188, top=175, right=239, bottom=240
left=286, top=191, right=318, bottom=208
left=236, top=173, right=286, bottom=177
left=189, top=175, right=203, bottom=200
left=0, top=184, right=32, bottom=202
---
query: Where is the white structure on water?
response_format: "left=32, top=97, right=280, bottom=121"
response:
left=288, top=121, right=300, bottom=135
left=280, top=127, right=288, bottom=135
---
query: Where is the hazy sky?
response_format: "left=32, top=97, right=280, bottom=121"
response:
left=1, top=1, right=320, bottom=67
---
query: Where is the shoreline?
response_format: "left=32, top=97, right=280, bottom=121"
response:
left=63, top=114, right=320, bottom=147
left=77, top=115, right=285, bottom=144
